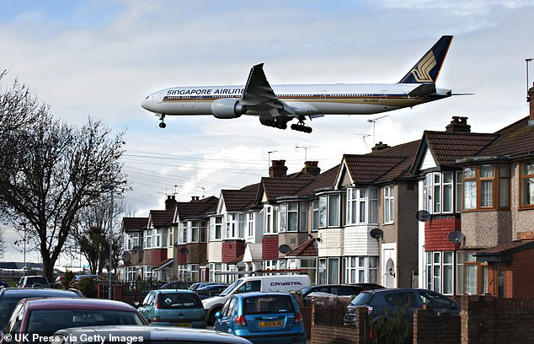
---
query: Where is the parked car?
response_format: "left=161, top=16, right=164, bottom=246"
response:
left=159, top=280, right=191, bottom=289
left=54, top=325, right=252, bottom=344
left=195, top=284, right=229, bottom=300
left=214, top=292, right=306, bottom=344
left=137, top=289, right=206, bottom=328
left=299, top=283, right=384, bottom=305
left=2, top=298, right=146, bottom=337
left=16, top=275, right=50, bottom=288
left=343, top=288, right=460, bottom=325
left=189, top=282, right=223, bottom=291
left=0, top=288, right=81, bottom=329
left=0, top=281, right=8, bottom=289
left=203, top=275, right=311, bottom=325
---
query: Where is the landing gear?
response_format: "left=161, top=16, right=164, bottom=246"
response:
left=158, top=114, right=166, bottom=128
left=290, top=116, right=312, bottom=133
left=259, top=116, right=289, bottom=130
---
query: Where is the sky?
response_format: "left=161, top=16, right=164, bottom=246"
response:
left=1, top=0, right=534, bottom=264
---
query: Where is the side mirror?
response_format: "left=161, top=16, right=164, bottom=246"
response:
left=134, top=301, right=140, bottom=308
left=215, top=311, right=221, bottom=319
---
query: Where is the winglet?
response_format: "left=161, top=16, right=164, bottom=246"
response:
left=399, top=35, right=453, bottom=84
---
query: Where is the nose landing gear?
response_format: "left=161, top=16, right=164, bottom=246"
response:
left=158, top=114, right=166, bottom=128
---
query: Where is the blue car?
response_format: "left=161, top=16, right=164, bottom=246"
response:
left=214, top=292, right=306, bottom=344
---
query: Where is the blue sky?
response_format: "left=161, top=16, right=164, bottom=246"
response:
left=1, top=0, right=534, bottom=263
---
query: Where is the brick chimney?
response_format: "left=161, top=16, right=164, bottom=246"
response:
left=191, top=196, right=200, bottom=201
left=302, top=161, right=321, bottom=176
left=528, top=82, right=534, bottom=126
left=269, top=160, right=287, bottom=178
left=165, top=195, right=177, bottom=210
left=445, top=116, right=471, bottom=133
left=371, top=141, right=390, bottom=152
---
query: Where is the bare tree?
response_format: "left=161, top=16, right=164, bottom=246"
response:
left=0, top=114, right=126, bottom=280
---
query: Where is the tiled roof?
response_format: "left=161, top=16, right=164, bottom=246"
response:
left=122, top=217, right=148, bottom=232
left=149, top=209, right=175, bottom=228
left=176, top=196, right=219, bottom=219
left=296, top=165, right=340, bottom=196
left=261, top=175, right=315, bottom=201
left=222, top=184, right=259, bottom=212
left=424, top=131, right=498, bottom=167
left=343, top=155, right=406, bottom=184
left=370, top=140, right=421, bottom=182
left=476, top=240, right=534, bottom=255
left=286, top=238, right=318, bottom=257
left=477, top=116, right=534, bottom=157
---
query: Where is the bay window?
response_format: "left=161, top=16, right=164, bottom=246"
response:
left=455, top=171, right=463, bottom=211
left=344, top=256, right=378, bottom=284
left=210, top=216, right=222, bottom=240
left=424, top=172, right=455, bottom=214
left=191, top=221, right=199, bottom=242
left=347, top=188, right=378, bottom=225
left=265, top=205, right=278, bottom=234
left=226, top=214, right=237, bottom=238
left=247, top=213, right=254, bottom=237
left=456, top=251, right=487, bottom=295
left=347, top=189, right=358, bottom=224
left=328, top=194, right=340, bottom=227
left=200, top=221, right=206, bottom=243
left=426, top=251, right=453, bottom=295
left=312, top=200, right=320, bottom=231
left=288, top=202, right=298, bottom=231
left=238, top=214, right=245, bottom=238
left=463, top=164, right=510, bottom=211
left=520, top=161, right=534, bottom=207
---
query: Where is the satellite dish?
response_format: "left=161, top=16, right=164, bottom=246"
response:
left=132, top=246, right=142, bottom=253
left=278, top=244, right=291, bottom=254
left=236, top=261, right=246, bottom=268
left=121, top=252, right=131, bottom=262
left=370, top=228, right=383, bottom=240
left=180, top=247, right=189, bottom=254
left=415, top=210, right=431, bottom=222
left=447, top=231, right=465, bottom=245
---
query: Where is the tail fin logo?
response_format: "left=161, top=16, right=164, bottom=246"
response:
left=410, top=51, right=437, bottom=83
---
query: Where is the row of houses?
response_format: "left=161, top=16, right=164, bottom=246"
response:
left=120, top=85, right=534, bottom=297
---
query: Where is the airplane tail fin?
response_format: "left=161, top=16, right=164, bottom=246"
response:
left=399, top=35, right=453, bottom=84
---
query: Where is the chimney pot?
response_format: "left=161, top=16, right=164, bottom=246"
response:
left=445, top=116, right=471, bottom=133
left=269, top=160, right=287, bottom=178
left=302, top=161, right=321, bottom=176
left=165, top=195, right=177, bottom=210
left=371, top=141, right=390, bottom=152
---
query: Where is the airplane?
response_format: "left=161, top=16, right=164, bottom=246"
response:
left=142, top=35, right=453, bottom=133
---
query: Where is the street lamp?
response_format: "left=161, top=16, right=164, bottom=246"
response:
left=102, top=183, right=115, bottom=300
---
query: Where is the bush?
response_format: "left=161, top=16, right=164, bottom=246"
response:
left=77, top=277, right=97, bottom=298
left=373, top=309, right=413, bottom=344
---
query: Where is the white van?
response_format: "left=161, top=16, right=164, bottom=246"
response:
left=202, top=275, right=310, bottom=324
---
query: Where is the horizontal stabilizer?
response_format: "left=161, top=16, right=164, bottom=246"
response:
left=408, top=83, right=436, bottom=96
left=399, top=35, right=453, bottom=84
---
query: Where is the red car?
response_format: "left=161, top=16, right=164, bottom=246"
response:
left=2, top=298, right=147, bottom=339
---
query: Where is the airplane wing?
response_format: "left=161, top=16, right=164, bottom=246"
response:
left=240, top=63, right=296, bottom=117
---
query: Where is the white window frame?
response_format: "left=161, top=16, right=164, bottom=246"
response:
left=319, top=193, right=341, bottom=228
left=384, top=186, right=394, bottom=224
left=210, top=216, right=222, bottom=241
left=247, top=213, right=255, bottom=237
left=264, top=205, right=278, bottom=234
left=225, top=213, right=237, bottom=239
left=425, top=250, right=454, bottom=296
left=312, top=200, right=319, bottom=231
left=344, top=256, right=378, bottom=284
left=423, top=172, right=456, bottom=215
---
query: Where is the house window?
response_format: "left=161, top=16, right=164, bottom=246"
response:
left=210, top=216, right=222, bottom=240
left=443, top=172, right=453, bottom=212
left=301, top=259, right=317, bottom=284
left=345, top=256, right=378, bottom=284
left=183, top=223, right=189, bottom=244
left=265, top=205, right=278, bottom=234
left=347, top=189, right=358, bottom=224
left=288, top=202, right=298, bottom=231
left=426, top=251, right=453, bottom=295
left=299, top=202, right=307, bottom=232
left=190, top=264, right=199, bottom=282
left=384, top=186, right=394, bottom=223
left=168, top=230, right=173, bottom=247
left=464, top=164, right=508, bottom=211
left=200, top=221, right=207, bottom=243
left=238, top=214, right=246, bottom=238
left=328, top=194, right=340, bottom=227
left=455, top=251, right=487, bottom=295
left=328, top=258, right=340, bottom=284
left=226, top=214, right=237, bottom=238
left=424, top=172, right=455, bottom=214
left=318, top=259, right=327, bottom=284
left=369, top=189, right=379, bottom=224
left=247, top=213, right=254, bottom=237
left=456, top=171, right=463, bottom=211
left=209, top=263, right=223, bottom=282
left=520, top=161, right=534, bottom=207
left=312, top=200, right=320, bottom=231
left=191, top=221, right=199, bottom=243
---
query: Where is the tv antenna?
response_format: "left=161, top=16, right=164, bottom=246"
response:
left=355, top=133, right=371, bottom=150
left=267, top=150, right=278, bottom=170
left=367, top=115, right=389, bottom=145
left=200, top=187, right=206, bottom=198
left=295, top=144, right=317, bottom=162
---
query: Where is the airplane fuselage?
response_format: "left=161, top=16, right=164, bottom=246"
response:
left=142, top=83, right=451, bottom=117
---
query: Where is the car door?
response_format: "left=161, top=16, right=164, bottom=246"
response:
left=138, top=292, right=154, bottom=320
left=216, top=297, right=236, bottom=334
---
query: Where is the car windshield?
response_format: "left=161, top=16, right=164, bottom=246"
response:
left=243, top=295, right=295, bottom=315
left=27, top=310, right=144, bottom=336
left=157, top=293, right=202, bottom=309
left=219, top=279, right=242, bottom=296
left=0, top=298, right=21, bottom=328
left=27, top=277, right=48, bottom=285
left=351, top=292, right=373, bottom=306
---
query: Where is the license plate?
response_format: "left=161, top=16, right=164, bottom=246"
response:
left=173, top=322, right=191, bottom=327
left=259, top=320, right=283, bottom=328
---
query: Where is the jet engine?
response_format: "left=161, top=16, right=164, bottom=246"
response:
left=211, top=98, right=245, bottom=119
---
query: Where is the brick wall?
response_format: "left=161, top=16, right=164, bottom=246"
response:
left=149, top=248, right=167, bottom=266
left=222, top=240, right=245, bottom=263
left=461, top=295, right=534, bottom=344
left=262, top=235, right=279, bottom=260
left=413, top=306, right=460, bottom=344
left=186, top=243, right=207, bottom=265
left=425, top=216, right=461, bottom=251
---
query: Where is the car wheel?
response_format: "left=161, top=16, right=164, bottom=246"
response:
left=209, top=307, right=221, bottom=326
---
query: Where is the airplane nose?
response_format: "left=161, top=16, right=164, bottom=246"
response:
left=141, top=96, right=150, bottom=111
